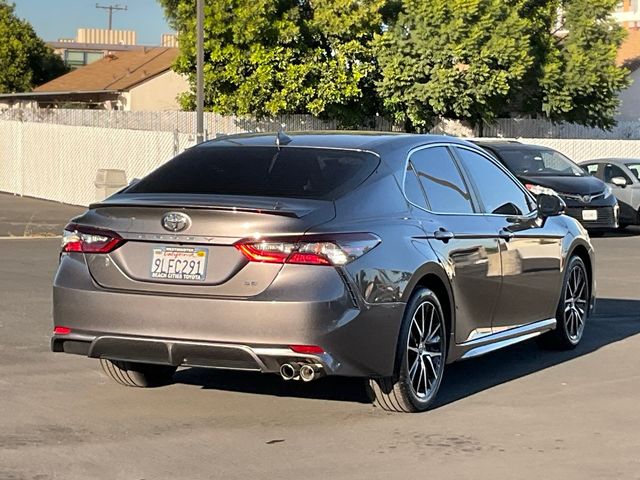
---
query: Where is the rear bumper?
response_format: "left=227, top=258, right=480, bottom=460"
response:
left=52, top=255, right=405, bottom=377
left=52, top=333, right=336, bottom=374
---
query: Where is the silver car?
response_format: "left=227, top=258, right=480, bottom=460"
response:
left=581, top=158, right=640, bottom=228
left=52, top=133, right=595, bottom=412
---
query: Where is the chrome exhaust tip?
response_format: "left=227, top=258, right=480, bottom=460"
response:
left=300, top=363, right=323, bottom=382
left=280, top=362, right=300, bottom=381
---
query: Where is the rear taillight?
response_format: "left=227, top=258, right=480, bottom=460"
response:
left=62, top=223, right=125, bottom=254
left=235, top=233, right=380, bottom=266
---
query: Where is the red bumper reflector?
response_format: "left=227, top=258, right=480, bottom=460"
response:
left=53, top=326, right=71, bottom=335
left=289, top=345, right=324, bottom=354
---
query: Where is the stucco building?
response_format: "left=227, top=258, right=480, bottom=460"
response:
left=615, top=0, right=640, bottom=31
left=617, top=29, right=640, bottom=120
left=0, top=47, right=188, bottom=111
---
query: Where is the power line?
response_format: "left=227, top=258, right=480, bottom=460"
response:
left=95, top=3, right=128, bottom=30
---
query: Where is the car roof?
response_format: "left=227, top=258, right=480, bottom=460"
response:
left=197, top=131, right=480, bottom=157
left=580, top=158, right=640, bottom=164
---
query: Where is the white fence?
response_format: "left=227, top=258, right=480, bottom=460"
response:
left=2, top=108, right=640, bottom=139
left=1, top=116, right=640, bottom=207
left=0, top=108, right=397, bottom=135
left=483, top=118, right=640, bottom=140
left=0, top=121, right=193, bottom=206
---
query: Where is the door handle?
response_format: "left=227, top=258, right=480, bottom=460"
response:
left=433, top=228, right=455, bottom=242
left=499, top=228, right=515, bottom=241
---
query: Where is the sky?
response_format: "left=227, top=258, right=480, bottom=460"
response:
left=13, top=0, right=172, bottom=45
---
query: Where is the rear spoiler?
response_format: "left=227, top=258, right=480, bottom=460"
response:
left=88, top=201, right=307, bottom=218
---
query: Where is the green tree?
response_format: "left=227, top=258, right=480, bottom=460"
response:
left=159, top=0, right=391, bottom=127
left=376, top=0, right=533, bottom=131
left=0, top=1, right=68, bottom=93
left=531, top=0, right=630, bottom=128
left=377, top=0, right=629, bottom=131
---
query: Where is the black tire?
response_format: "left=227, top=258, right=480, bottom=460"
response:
left=618, top=223, right=628, bottom=231
left=100, top=359, right=177, bottom=388
left=368, top=288, right=447, bottom=413
left=537, top=255, right=589, bottom=350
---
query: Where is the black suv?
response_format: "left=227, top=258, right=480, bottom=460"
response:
left=474, top=141, right=619, bottom=232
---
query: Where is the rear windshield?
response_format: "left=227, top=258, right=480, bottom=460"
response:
left=125, top=146, right=379, bottom=200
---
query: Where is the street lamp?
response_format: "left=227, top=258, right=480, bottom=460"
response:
left=196, top=0, right=204, bottom=144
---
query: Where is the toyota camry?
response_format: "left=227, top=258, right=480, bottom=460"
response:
left=52, top=132, right=595, bottom=412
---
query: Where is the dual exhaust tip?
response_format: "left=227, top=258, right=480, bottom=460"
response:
left=280, top=362, right=324, bottom=382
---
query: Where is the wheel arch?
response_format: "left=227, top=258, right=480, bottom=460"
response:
left=403, top=264, right=455, bottom=357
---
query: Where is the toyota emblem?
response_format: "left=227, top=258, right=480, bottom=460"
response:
left=581, top=195, right=591, bottom=203
left=161, top=212, right=191, bottom=232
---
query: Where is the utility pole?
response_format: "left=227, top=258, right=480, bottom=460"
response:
left=95, top=3, right=128, bottom=30
left=196, top=0, right=204, bottom=144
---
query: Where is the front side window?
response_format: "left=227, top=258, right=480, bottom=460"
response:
left=604, top=164, right=631, bottom=184
left=498, top=147, right=585, bottom=177
left=456, top=148, right=533, bottom=216
left=409, top=146, right=474, bottom=214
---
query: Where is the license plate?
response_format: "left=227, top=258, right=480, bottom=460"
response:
left=582, top=210, right=598, bottom=221
left=151, top=246, right=208, bottom=281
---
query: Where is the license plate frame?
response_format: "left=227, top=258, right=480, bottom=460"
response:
left=150, top=246, right=208, bottom=282
left=582, top=209, right=598, bottom=221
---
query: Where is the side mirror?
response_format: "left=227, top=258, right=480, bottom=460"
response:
left=611, top=176, right=628, bottom=188
left=537, top=193, right=565, bottom=218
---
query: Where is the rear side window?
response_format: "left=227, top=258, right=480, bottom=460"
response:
left=404, top=162, right=429, bottom=209
left=410, top=146, right=474, bottom=214
left=126, top=146, right=379, bottom=200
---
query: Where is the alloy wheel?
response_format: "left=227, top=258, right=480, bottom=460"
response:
left=406, top=300, right=444, bottom=400
left=564, top=264, right=588, bottom=342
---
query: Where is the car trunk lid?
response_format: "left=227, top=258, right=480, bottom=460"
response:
left=78, top=195, right=335, bottom=297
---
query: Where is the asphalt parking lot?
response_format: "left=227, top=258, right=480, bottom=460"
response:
left=1, top=195, right=640, bottom=480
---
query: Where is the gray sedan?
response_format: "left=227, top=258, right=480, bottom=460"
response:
left=581, top=158, right=640, bottom=227
left=52, top=133, right=595, bottom=412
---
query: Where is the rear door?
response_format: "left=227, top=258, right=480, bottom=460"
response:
left=81, top=145, right=379, bottom=297
left=405, top=145, right=502, bottom=344
left=453, top=146, right=564, bottom=329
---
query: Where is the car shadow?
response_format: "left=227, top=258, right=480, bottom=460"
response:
left=172, top=297, right=640, bottom=408
left=173, top=367, right=371, bottom=404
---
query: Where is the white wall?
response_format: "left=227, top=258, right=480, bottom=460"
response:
left=618, top=68, right=640, bottom=121
left=517, top=138, right=640, bottom=162
left=123, top=71, right=189, bottom=112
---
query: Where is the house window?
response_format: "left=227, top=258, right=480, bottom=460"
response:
left=65, top=50, right=105, bottom=69
left=86, top=52, right=104, bottom=64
